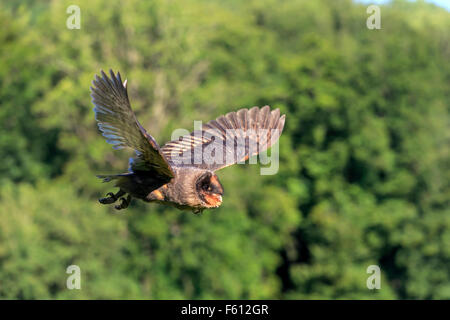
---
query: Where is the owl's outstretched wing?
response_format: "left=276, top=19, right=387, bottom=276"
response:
left=91, top=69, right=174, bottom=178
left=161, top=106, right=285, bottom=172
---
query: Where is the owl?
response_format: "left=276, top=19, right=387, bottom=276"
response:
left=91, top=70, right=286, bottom=213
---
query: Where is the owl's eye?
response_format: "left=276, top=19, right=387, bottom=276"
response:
left=202, top=183, right=212, bottom=192
left=196, top=173, right=223, bottom=196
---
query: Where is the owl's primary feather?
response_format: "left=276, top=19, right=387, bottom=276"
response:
left=161, top=105, right=286, bottom=171
left=91, top=70, right=174, bottom=178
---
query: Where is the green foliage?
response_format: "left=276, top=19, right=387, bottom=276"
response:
left=0, top=0, right=448, bottom=299
left=0, top=180, right=138, bottom=299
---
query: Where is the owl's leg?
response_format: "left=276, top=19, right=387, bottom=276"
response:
left=99, top=190, right=125, bottom=204
left=115, top=194, right=132, bottom=210
left=192, top=208, right=204, bottom=215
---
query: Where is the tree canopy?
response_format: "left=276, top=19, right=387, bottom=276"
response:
left=0, top=0, right=448, bottom=299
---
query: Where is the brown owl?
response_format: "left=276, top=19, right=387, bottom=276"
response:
left=91, top=70, right=286, bottom=213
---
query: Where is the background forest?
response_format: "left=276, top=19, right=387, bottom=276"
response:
left=0, top=0, right=448, bottom=299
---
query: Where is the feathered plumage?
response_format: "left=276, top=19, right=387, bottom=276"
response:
left=91, top=70, right=286, bottom=212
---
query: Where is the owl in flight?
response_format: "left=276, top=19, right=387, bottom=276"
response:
left=91, top=70, right=286, bottom=213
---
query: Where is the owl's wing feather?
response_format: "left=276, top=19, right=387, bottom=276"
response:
left=91, top=69, right=174, bottom=178
left=161, top=106, right=285, bottom=171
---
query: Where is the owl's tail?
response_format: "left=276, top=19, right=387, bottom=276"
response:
left=96, top=173, right=131, bottom=186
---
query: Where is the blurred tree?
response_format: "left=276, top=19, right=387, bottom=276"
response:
left=0, top=0, right=448, bottom=299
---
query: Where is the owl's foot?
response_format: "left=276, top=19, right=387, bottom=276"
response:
left=115, top=195, right=132, bottom=210
left=99, top=190, right=125, bottom=204
left=192, top=208, right=204, bottom=215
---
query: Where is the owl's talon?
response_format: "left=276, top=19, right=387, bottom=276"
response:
left=114, top=195, right=131, bottom=210
left=114, top=199, right=124, bottom=210
left=99, top=190, right=126, bottom=205
left=192, top=208, right=204, bottom=215
left=99, top=192, right=117, bottom=204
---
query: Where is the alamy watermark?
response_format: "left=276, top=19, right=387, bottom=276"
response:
left=66, top=265, right=81, bottom=289
left=66, top=5, right=81, bottom=30
left=169, top=123, right=282, bottom=175
left=366, top=5, right=381, bottom=30
left=366, top=265, right=381, bottom=290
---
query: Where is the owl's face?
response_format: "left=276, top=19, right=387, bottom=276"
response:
left=195, top=171, right=224, bottom=208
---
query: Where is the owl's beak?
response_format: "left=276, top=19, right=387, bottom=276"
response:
left=209, top=175, right=224, bottom=196
left=203, top=193, right=223, bottom=208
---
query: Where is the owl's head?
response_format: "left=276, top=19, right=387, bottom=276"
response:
left=196, top=171, right=224, bottom=208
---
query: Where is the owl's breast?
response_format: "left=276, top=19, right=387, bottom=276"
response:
left=145, top=167, right=205, bottom=209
